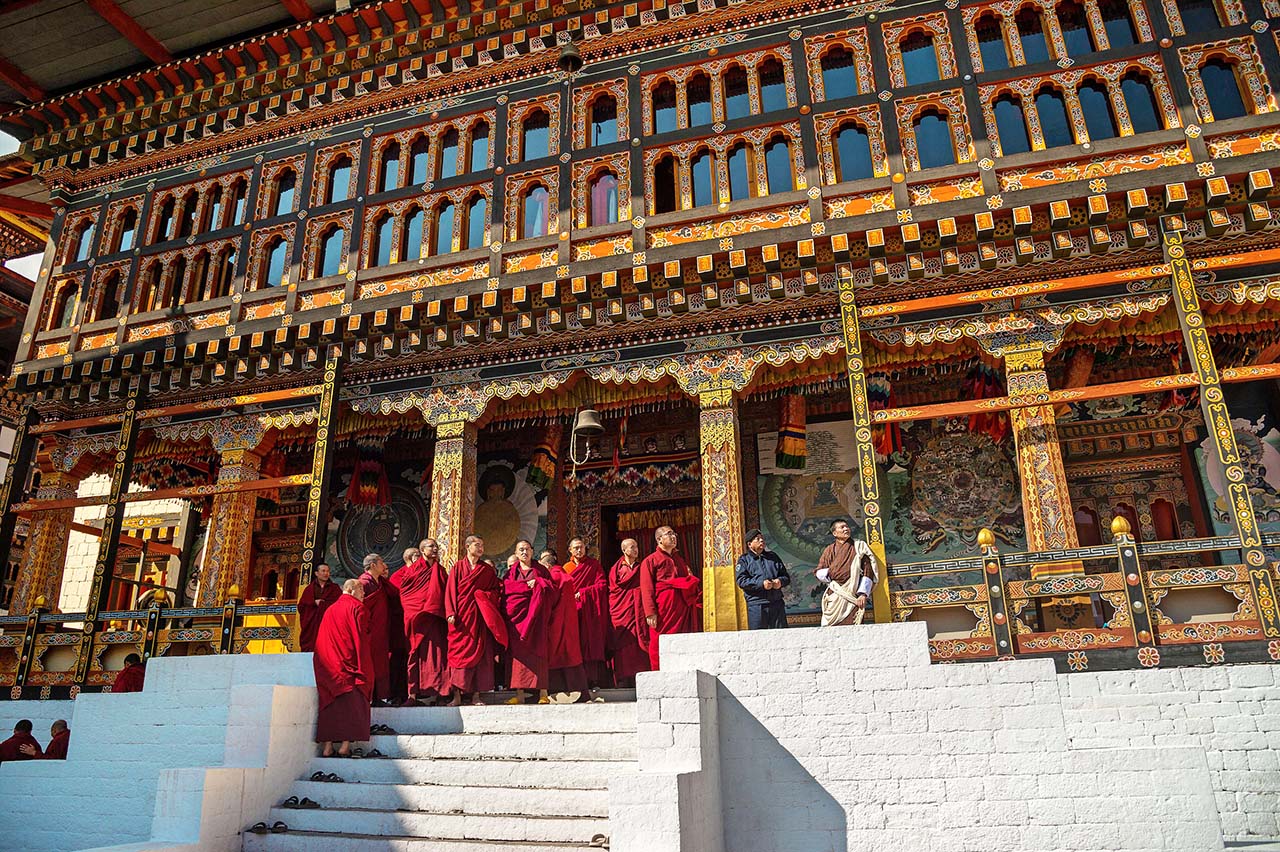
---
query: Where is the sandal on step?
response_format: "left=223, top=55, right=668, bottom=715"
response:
left=280, top=796, right=300, bottom=808
left=270, top=822, right=289, bottom=833
left=365, top=748, right=385, bottom=758
left=298, top=798, right=321, bottom=809
left=246, top=822, right=269, bottom=835
left=310, top=771, right=327, bottom=782
left=349, top=747, right=365, bottom=759
left=325, top=773, right=344, bottom=783
left=590, top=834, right=610, bottom=848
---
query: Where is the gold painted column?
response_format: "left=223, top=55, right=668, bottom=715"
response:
left=1004, top=343, right=1081, bottom=571
left=9, top=470, right=80, bottom=614
left=427, top=420, right=478, bottom=566
left=698, top=385, right=748, bottom=632
left=197, top=447, right=264, bottom=606
left=299, top=353, right=342, bottom=586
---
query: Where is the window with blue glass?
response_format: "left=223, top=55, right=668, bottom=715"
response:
left=116, top=209, right=138, bottom=253
left=470, top=122, right=490, bottom=172
left=821, top=45, right=859, bottom=99
left=371, top=214, right=395, bottom=267
left=327, top=156, right=352, bottom=204
left=379, top=143, right=401, bottom=192
left=653, top=81, right=678, bottom=133
left=1036, top=87, right=1074, bottom=147
left=994, top=95, right=1032, bottom=154
left=728, top=144, right=752, bottom=199
left=203, top=185, right=223, bottom=232
left=522, top=110, right=551, bottom=161
left=835, top=124, right=874, bottom=181
left=1077, top=81, right=1116, bottom=140
left=273, top=172, right=296, bottom=217
left=74, top=221, right=95, bottom=262
left=1122, top=73, right=1163, bottom=134
left=466, top=196, right=487, bottom=249
left=523, top=186, right=550, bottom=238
left=901, top=31, right=940, bottom=85
left=318, top=228, right=345, bottom=277
left=1057, top=1, right=1095, bottom=57
left=1201, top=60, right=1248, bottom=120
left=691, top=151, right=716, bottom=207
left=1177, top=0, right=1221, bottom=31
left=759, top=58, right=789, bottom=112
left=439, top=129, right=460, bottom=180
left=229, top=180, right=248, bottom=226
left=262, top=239, right=288, bottom=287
left=1099, top=0, right=1138, bottom=47
left=724, top=67, right=750, bottom=120
left=913, top=111, right=955, bottom=168
left=411, top=136, right=430, bottom=185
left=592, top=96, right=618, bottom=145
left=403, top=208, right=425, bottom=261
left=590, top=172, right=620, bottom=226
left=177, top=190, right=198, bottom=238
left=688, top=73, right=713, bottom=126
left=1016, top=8, right=1051, bottom=64
left=435, top=202, right=456, bottom=255
left=765, top=138, right=793, bottom=195
left=975, top=14, right=1011, bottom=71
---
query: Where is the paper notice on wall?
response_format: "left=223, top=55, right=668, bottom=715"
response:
left=757, top=422, right=856, bottom=476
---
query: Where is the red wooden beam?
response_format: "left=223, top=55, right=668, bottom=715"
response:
left=0, top=193, right=53, bottom=218
left=0, top=53, right=45, bottom=102
left=84, top=0, right=174, bottom=65
left=280, top=0, right=315, bottom=21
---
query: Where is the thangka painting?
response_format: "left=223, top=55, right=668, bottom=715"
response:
left=1197, top=418, right=1280, bottom=560
left=327, top=460, right=432, bottom=579
left=472, top=459, right=548, bottom=571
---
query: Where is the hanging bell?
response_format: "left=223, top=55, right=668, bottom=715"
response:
left=558, top=41, right=583, bottom=74
left=573, top=407, right=604, bottom=437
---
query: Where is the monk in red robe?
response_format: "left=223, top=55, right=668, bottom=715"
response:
left=0, top=720, right=41, bottom=762
left=501, top=540, right=556, bottom=704
left=608, top=537, right=650, bottom=686
left=358, top=553, right=393, bottom=705
left=545, top=549, right=586, bottom=702
left=384, top=562, right=408, bottom=705
left=445, top=535, right=508, bottom=706
left=112, top=653, right=146, bottom=693
left=564, top=537, right=610, bottom=691
left=297, top=563, right=341, bottom=652
left=639, top=526, right=702, bottom=670
left=313, top=579, right=374, bottom=757
left=392, top=540, right=449, bottom=705
left=21, top=720, right=69, bottom=760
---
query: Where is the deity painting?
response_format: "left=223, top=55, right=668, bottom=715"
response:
left=1201, top=419, right=1280, bottom=527
left=473, top=460, right=545, bottom=565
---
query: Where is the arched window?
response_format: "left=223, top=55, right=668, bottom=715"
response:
left=47, top=280, right=79, bottom=330
left=188, top=253, right=209, bottom=302
left=1152, top=498, right=1179, bottom=541
left=210, top=248, right=236, bottom=299
left=434, top=201, right=456, bottom=255
left=260, top=570, right=279, bottom=599
left=652, top=80, right=678, bottom=133
left=521, top=110, right=551, bottom=161
left=1036, top=86, right=1074, bottom=147
left=728, top=143, right=753, bottom=199
left=1075, top=506, right=1102, bottom=546
left=155, top=197, right=175, bottom=243
left=272, top=170, right=296, bottom=217
left=71, top=220, right=95, bottom=262
left=370, top=213, right=395, bottom=267
left=1016, top=7, right=1051, bottom=63
left=177, top=189, right=199, bottom=238
left=326, top=155, right=352, bottom=204
left=1177, top=0, right=1221, bottom=30
left=92, top=271, right=121, bottom=322
left=317, top=227, right=345, bottom=278
left=1201, top=59, right=1248, bottom=120
left=1057, top=0, right=1095, bottom=56
left=522, top=186, right=550, bottom=238
left=261, top=238, right=287, bottom=287
left=202, top=185, right=223, bottom=233
left=994, top=94, right=1032, bottom=155
left=166, top=256, right=187, bottom=308
left=1099, top=0, right=1138, bottom=46
left=438, top=128, right=460, bottom=180
left=758, top=58, right=788, bottom=112
left=379, top=142, right=401, bottom=192
left=228, top=179, right=248, bottom=226
left=914, top=110, right=954, bottom=168
left=835, top=124, right=874, bottom=182
left=591, top=95, right=618, bottom=145
left=724, top=66, right=749, bottom=121
left=590, top=172, right=620, bottom=226
left=465, top=196, right=487, bottom=250
left=469, top=121, right=490, bottom=172
left=403, top=207, right=425, bottom=261
left=136, top=262, right=161, bottom=312
left=687, top=72, right=713, bottom=127
left=1122, top=72, right=1163, bottom=134
left=410, top=136, right=430, bottom=185
left=820, top=45, right=858, bottom=99
left=114, top=208, right=138, bottom=253
left=1077, top=80, right=1117, bottom=139
left=691, top=150, right=715, bottom=208
left=764, top=138, right=793, bottom=195
left=653, top=154, right=678, bottom=214
left=975, top=13, right=1010, bottom=71
left=901, top=31, right=940, bottom=85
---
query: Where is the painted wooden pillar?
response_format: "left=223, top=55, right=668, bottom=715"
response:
left=428, top=420, right=479, bottom=566
left=9, top=469, right=80, bottom=614
left=0, top=406, right=38, bottom=573
left=1163, top=220, right=1280, bottom=637
left=197, top=418, right=269, bottom=606
left=299, top=353, right=342, bottom=586
left=1004, top=343, right=1081, bottom=574
left=698, top=385, right=748, bottom=632
left=836, top=264, right=891, bottom=621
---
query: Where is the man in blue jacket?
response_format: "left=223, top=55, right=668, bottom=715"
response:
left=735, top=529, right=790, bottom=629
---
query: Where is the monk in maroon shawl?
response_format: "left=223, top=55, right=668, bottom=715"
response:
left=564, top=537, right=610, bottom=690
left=313, top=579, right=374, bottom=756
left=358, top=553, right=393, bottom=704
left=445, top=535, right=508, bottom=706
left=545, top=550, right=587, bottom=702
left=384, top=562, right=408, bottom=705
left=297, top=563, right=341, bottom=652
left=0, top=720, right=41, bottom=762
left=391, top=540, right=449, bottom=705
left=639, top=526, right=702, bottom=670
left=608, top=538, right=650, bottom=686
left=112, top=653, right=146, bottom=693
left=21, top=720, right=69, bottom=760
left=501, top=540, right=556, bottom=704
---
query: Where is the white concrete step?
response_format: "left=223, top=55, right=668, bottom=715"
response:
left=244, top=830, right=603, bottom=851
left=370, top=702, right=636, bottom=735
left=308, top=756, right=622, bottom=789
left=369, top=731, right=636, bottom=762
left=286, top=780, right=609, bottom=817
left=263, top=807, right=607, bottom=843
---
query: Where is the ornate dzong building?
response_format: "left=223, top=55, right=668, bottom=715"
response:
left=2, top=0, right=1280, bottom=695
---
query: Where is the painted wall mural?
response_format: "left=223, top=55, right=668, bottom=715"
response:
left=473, top=459, right=547, bottom=569
left=1198, top=420, right=1280, bottom=559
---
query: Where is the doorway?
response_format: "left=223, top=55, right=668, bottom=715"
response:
left=600, top=499, right=702, bottom=574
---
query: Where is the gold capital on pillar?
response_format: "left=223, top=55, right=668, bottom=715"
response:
left=10, top=470, right=80, bottom=615
left=197, top=448, right=264, bottom=606
left=429, top=419, right=478, bottom=565
left=698, top=387, right=748, bottom=631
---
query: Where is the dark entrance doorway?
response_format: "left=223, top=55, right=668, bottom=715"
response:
left=600, top=499, right=702, bottom=576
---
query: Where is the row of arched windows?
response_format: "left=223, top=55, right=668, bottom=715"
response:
left=365, top=195, right=490, bottom=268
left=989, top=71, right=1165, bottom=155
left=370, top=121, right=492, bottom=194
left=969, top=0, right=1140, bottom=74
left=647, top=58, right=790, bottom=135
left=650, top=136, right=796, bottom=215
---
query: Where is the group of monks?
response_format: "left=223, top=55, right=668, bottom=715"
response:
left=0, top=719, right=70, bottom=762
left=303, top=526, right=703, bottom=756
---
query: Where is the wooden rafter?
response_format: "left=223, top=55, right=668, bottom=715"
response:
left=0, top=52, right=45, bottom=102
left=280, top=0, right=315, bottom=22
left=84, top=0, right=174, bottom=66
left=0, top=193, right=52, bottom=218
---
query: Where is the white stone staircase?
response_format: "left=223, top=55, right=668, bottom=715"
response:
left=242, top=701, right=637, bottom=852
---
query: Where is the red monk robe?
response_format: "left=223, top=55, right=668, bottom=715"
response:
left=547, top=564, right=588, bottom=693
left=608, top=555, right=651, bottom=682
left=639, top=548, right=702, bottom=670
left=384, top=575, right=408, bottom=704
left=501, top=562, right=556, bottom=690
left=111, top=662, right=146, bottom=693
left=43, top=727, right=70, bottom=760
left=563, top=556, right=610, bottom=687
left=359, top=570, right=392, bottom=701
left=393, top=556, right=449, bottom=701
left=297, top=577, right=341, bottom=652
left=313, top=593, right=375, bottom=744
left=445, top=558, right=509, bottom=694
left=0, top=730, right=40, bottom=762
